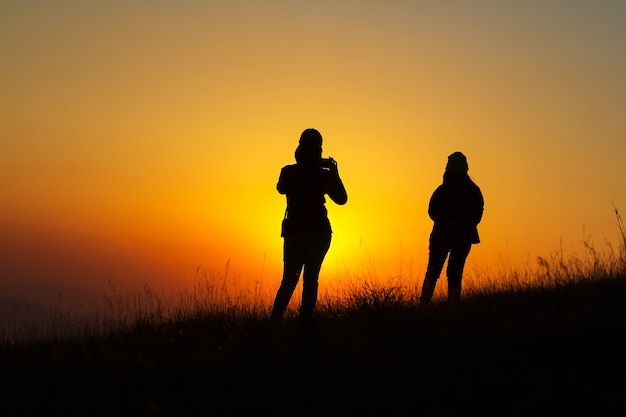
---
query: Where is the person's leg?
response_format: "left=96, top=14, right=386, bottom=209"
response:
left=299, top=233, right=331, bottom=321
left=446, top=243, right=472, bottom=303
left=420, top=245, right=448, bottom=305
left=271, top=235, right=305, bottom=324
left=420, top=243, right=449, bottom=305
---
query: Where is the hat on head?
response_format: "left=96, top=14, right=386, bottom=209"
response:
left=299, top=128, right=323, bottom=148
left=446, top=151, right=469, bottom=173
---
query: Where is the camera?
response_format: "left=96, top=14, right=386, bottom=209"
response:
left=320, top=157, right=335, bottom=169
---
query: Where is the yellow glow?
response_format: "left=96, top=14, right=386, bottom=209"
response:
left=2, top=2, right=626, bottom=302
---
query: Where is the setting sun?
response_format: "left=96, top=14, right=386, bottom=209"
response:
left=1, top=1, right=625, bottom=308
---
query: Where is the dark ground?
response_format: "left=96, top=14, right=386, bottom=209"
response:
left=1, top=277, right=625, bottom=416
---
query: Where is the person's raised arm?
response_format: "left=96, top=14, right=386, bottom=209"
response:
left=326, top=159, right=347, bottom=205
left=277, top=166, right=291, bottom=195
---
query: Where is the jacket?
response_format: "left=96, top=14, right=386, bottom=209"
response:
left=278, top=163, right=347, bottom=236
left=428, top=176, right=484, bottom=247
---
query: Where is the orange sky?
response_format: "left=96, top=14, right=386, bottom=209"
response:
left=2, top=2, right=625, bottom=307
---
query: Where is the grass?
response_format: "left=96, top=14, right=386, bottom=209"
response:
left=1, top=214, right=626, bottom=416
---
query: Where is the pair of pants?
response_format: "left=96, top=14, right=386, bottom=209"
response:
left=271, top=233, right=331, bottom=323
left=420, top=242, right=472, bottom=305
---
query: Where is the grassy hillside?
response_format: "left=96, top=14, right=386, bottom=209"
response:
left=1, top=272, right=625, bottom=416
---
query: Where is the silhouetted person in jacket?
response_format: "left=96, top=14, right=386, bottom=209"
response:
left=420, top=152, right=484, bottom=305
left=271, top=128, right=348, bottom=325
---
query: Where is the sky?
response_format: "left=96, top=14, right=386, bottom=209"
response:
left=2, top=1, right=625, bottom=308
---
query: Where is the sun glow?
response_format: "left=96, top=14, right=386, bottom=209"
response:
left=2, top=2, right=625, bottom=307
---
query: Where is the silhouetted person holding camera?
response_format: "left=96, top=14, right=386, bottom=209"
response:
left=420, top=151, right=484, bottom=305
left=271, top=128, right=348, bottom=325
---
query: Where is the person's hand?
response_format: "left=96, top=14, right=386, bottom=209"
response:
left=328, top=157, right=339, bottom=175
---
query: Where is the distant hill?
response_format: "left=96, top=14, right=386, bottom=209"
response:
left=0, top=281, right=105, bottom=311
left=0, top=296, right=56, bottom=319
left=0, top=297, right=58, bottom=340
left=0, top=282, right=106, bottom=342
